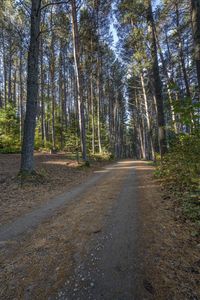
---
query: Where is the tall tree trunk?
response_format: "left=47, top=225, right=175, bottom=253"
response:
left=2, top=30, right=7, bottom=107
left=40, top=38, right=45, bottom=146
left=155, top=30, right=178, bottom=133
left=59, top=43, right=65, bottom=149
left=20, top=0, right=41, bottom=173
left=96, top=5, right=102, bottom=154
left=50, top=11, right=56, bottom=150
left=147, top=0, right=167, bottom=157
left=46, top=69, right=51, bottom=142
left=13, top=69, right=17, bottom=105
left=175, top=1, right=191, bottom=98
left=97, top=57, right=102, bottom=153
left=90, top=75, right=95, bottom=154
left=63, top=49, right=68, bottom=128
left=19, top=47, right=24, bottom=144
left=191, top=0, right=200, bottom=96
left=71, top=0, right=87, bottom=161
left=8, top=26, right=12, bottom=103
left=140, top=73, right=155, bottom=160
left=0, top=90, right=2, bottom=108
left=135, top=90, right=146, bottom=159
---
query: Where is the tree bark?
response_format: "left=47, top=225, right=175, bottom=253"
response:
left=147, top=0, right=167, bottom=157
left=8, top=25, right=12, bottom=103
left=20, top=0, right=41, bottom=173
left=50, top=10, right=56, bottom=150
left=90, top=75, right=95, bottom=154
left=2, top=29, right=7, bottom=107
left=191, top=0, right=200, bottom=95
left=40, top=37, right=45, bottom=146
left=140, top=73, right=154, bottom=160
left=97, top=57, right=102, bottom=153
left=19, top=47, right=24, bottom=144
left=71, top=0, right=87, bottom=161
left=175, top=1, right=191, bottom=98
left=155, top=29, right=178, bottom=133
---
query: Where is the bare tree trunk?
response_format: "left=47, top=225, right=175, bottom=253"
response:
left=135, top=91, right=146, bottom=159
left=46, top=69, right=51, bottom=142
left=191, top=0, right=200, bottom=96
left=59, top=43, right=65, bottom=149
left=140, top=73, right=155, bottom=160
left=175, top=1, right=191, bottom=98
left=97, top=57, right=102, bottom=153
left=50, top=11, right=56, bottom=150
left=71, top=0, right=87, bottom=161
left=40, top=38, right=45, bottom=146
left=2, top=30, right=7, bottom=107
left=147, top=0, right=167, bottom=158
left=155, top=31, right=178, bottom=133
left=90, top=75, right=95, bottom=154
left=8, top=26, right=12, bottom=102
left=19, top=47, right=24, bottom=144
left=20, top=0, right=41, bottom=173
left=13, top=69, right=17, bottom=105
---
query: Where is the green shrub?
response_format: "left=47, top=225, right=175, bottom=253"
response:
left=156, top=134, right=200, bottom=222
left=0, top=104, right=21, bottom=153
left=157, top=134, right=200, bottom=189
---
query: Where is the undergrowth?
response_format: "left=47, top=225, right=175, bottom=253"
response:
left=155, top=134, right=200, bottom=224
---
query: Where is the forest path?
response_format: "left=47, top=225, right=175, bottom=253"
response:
left=0, top=160, right=155, bottom=300
left=53, top=160, right=153, bottom=300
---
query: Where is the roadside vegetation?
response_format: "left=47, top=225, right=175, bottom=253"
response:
left=155, top=133, right=200, bottom=226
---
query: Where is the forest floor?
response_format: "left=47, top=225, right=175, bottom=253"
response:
left=0, top=155, right=199, bottom=299
left=0, top=153, right=110, bottom=226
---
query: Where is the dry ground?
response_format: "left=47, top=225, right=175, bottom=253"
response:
left=0, top=153, right=109, bottom=226
left=138, top=170, right=200, bottom=300
left=0, top=155, right=199, bottom=299
left=0, top=158, right=128, bottom=299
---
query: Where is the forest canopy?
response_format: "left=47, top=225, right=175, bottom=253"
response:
left=0, top=0, right=199, bottom=174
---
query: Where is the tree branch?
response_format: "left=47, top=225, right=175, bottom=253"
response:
left=40, top=0, right=70, bottom=11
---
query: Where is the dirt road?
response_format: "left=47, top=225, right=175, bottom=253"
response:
left=54, top=160, right=146, bottom=300
left=5, top=159, right=198, bottom=300
left=1, top=160, right=153, bottom=299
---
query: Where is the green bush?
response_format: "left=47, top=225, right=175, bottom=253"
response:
left=0, top=104, right=21, bottom=153
left=156, top=134, right=200, bottom=222
left=157, top=134, right=200, bottom=190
